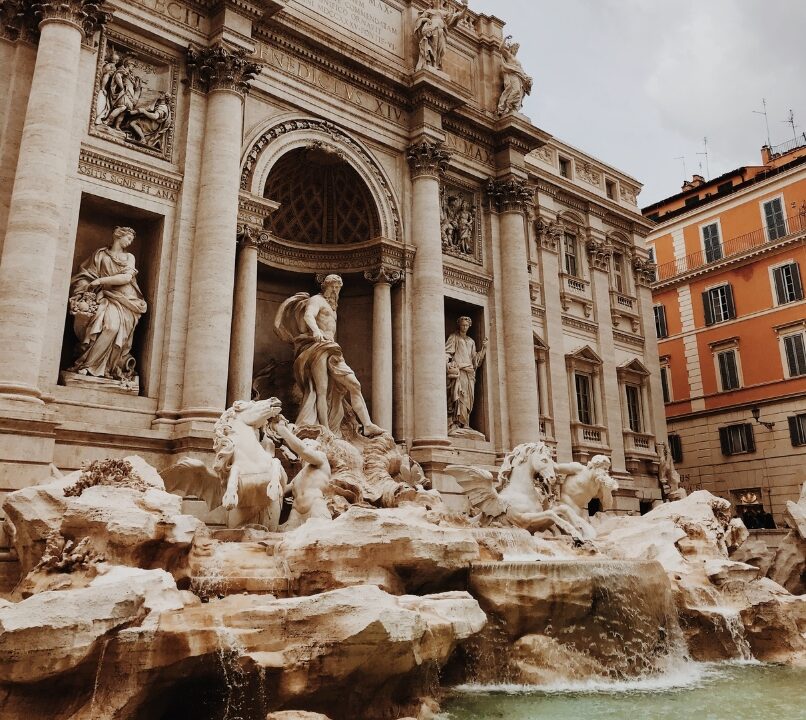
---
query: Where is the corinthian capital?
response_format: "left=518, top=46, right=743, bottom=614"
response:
left=187, top=43, right=262, bottom=96
left=486, top=177, right=533, bottom=214
left=236, top=224, right=270, bottom=250
left=585, top=236, right=612, bottom=272
left=406, top=140, right=451, bottom=179
left=364, top=266, right=403, bottom=286
left=4, top=0, right=111, bottom=40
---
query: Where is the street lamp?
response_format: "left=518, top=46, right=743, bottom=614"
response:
left=751, top=405, right=775, bottom=430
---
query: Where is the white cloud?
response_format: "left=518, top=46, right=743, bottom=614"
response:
left=466, top=0, right=806, bottom=204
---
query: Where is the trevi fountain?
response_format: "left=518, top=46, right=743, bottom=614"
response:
left=0, top=1, right=805, bottom=719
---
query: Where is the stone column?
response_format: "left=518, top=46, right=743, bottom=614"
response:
left=227, top=225, right=267, bottom=406
left=364, top=266, right=402, bottom=433
left=179, top=44, right=260, bottom=421
left=407, top=140, right=451, bottom=446
left=0, top=1, right=110, bottom=403
left=488, top=178, right=541, bottom=446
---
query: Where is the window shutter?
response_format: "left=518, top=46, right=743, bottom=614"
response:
left=789, top=416, right=802, bottom=446
left=744, top=424, right=756, bottom=453
left=792, top=263, right=804, bottom=301
left=702, top=291, right=714, bottom=326
left=725, top=284, right=736, bottom=319
left=719, top=427, right=731, bottom=455
left=660, top=306, right=668, bottom=337
left=773, top=266, right=787, bottom=304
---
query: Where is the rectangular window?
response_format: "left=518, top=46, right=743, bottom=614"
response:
left=564, top=233, right=579, bottom=277
left=717, top=181, right=733, bottom=195
left=575, top=372, right=593, bottom=425
left=763, top=197, right=787, bottom=240
left=647, top=247, right=655, bottom=263
left=702, top=223, right=723, bottom=263
left=717, top=349, right=740, bottom=391
left=660, top=366, right=671, bottom=403
left=612, top=252, right=625, bottom=293
left=783, top=332, right=806, bottom=377
left=559, top=156, right=571, bottom=179
left=625, top=384, right=642, bottom=432
left=773, top=262, right=804, bottom=305
left=789, top=414, right=806, bottom=447
left=606, top=179, right=617, bottom=200
left=654, top=305, right=668, bottom=338
left=702, top=284, right=736, bottom=325
left=719, top=423, right=756, bottom=456
left=668, top=433, right=683, bottom=463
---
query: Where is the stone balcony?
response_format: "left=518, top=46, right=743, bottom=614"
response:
left=560, top=273, right=594, bottom=317
left=570, top=421, right=610, bottom=461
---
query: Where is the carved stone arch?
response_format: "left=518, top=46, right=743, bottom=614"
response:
left=607, top=230, right=632, bottom=253
left=240, top=114, right=402, bottom=242
left=557, top=209, right=586, bottom=234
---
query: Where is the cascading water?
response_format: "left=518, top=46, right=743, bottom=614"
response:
left=462, top=558, right=691, bottom=686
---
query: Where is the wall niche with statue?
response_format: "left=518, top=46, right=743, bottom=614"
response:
left=60, top=194, right=164, bottom=397
left=89, top=30, right=178, bottom=161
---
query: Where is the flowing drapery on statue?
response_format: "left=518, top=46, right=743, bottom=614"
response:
left=445, top=316, right=487, bottom=434
left=274, top=274, right=384, bottom=437
left=68, top=227, right=147, bottom=382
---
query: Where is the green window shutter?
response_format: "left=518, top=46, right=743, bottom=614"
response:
left=702, top=291, right=714, bottom=326
left=719, top=427, right=731, bottom=455
left=792, top=263, right=804, bottom=301
left=744, top=424, right=756, bottom=453
left=773, top=266, right=787, bottom=304
left=724, top=284, right=736, bottom=319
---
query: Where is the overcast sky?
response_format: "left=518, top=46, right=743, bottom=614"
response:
left=469, top=0, right=806, bottom=206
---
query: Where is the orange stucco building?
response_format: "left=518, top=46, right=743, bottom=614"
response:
left=644, top=140, right=806, bottom=527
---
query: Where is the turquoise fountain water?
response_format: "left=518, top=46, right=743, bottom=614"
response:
left=442, top=663, right=806, bottom=720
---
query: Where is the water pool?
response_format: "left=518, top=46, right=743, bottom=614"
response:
left=441, top=663, right=806, bottom=720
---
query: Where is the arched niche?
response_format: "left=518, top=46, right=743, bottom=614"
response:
left=240, top=115, right=402, bottom=243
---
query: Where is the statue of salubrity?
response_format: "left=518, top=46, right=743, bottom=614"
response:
left=497, top=35, right=532, bottom=116
left=414, top=0, right=469, bottom=72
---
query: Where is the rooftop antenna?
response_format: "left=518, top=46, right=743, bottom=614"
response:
left=753, top=98, right=772, bottom=148
left=674, top=155, right=687, bottom=183
left=781, top=109, right=799, bottom=143
left=696, top=137, right=710, bottom=180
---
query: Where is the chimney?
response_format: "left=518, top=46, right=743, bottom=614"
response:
left=681, top=174, right=705, bottom=192
left=761, top=145, right=773, bottom=164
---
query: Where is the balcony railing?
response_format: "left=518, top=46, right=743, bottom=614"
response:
left=570, top=422, right=608, bottom=449
left=655, top=211, right=806, bottom=282
left=623, top=430, right=656, bottom=456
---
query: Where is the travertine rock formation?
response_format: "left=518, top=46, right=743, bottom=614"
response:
left=597, top=490, right=806, bottom=663
left=0, top=584, right=485, bottom=720
left=466, top=558, right=685, bottom=681
left=2, top=455, right=202, bottom=578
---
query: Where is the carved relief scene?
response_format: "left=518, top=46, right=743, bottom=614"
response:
left=90, top=32, right=177, bottom=160
left=440, top=183, right=481, bottom=263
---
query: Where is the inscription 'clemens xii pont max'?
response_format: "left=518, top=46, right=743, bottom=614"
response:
left=294, top=0, right=404, bottom=57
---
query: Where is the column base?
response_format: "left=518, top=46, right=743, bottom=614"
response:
left=0, top=383, right=44, bottom=404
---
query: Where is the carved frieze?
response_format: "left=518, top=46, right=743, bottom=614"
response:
left=443, top=264, right=492, bottom=296
left=562, top=315, right=598, bottom=335
left=89, top=31, right=177, bottom=161
left=440, top=184, right=481, bottom=264
left=533, top=145, right=554, bottom=165
left=77, top=146, right=182, bottom=203
left=620, top=185, right=638, bottom=205
left=187, top=42, right=262, bottom=95
left=576, top=161, right=602, bottom=188
left=257, top=235, right=414, bottom=275
left=486, top=177, right=533, bottom=214
left=407, top=140, right=452, bottom=179
left=614, top=330, right=645, bottom=348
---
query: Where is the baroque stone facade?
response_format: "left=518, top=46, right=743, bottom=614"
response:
left=0, top=0, right=663, bottom=547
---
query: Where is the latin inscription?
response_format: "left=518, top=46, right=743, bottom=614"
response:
left=445, top=132, right=493, bottom=166
left=261, top=46, right=408, bottom=125
left=78, top=161, right=178, bottom=203
left=128, top=0, right=204, bottom=31
left=294, top=0, right=403, bottom=57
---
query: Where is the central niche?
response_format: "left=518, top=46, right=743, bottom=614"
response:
left=264, top=145, right=380, bottom=245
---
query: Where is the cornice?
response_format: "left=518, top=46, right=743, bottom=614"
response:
left=443, top=263, right=492, bottom=295
left=562, top=315, right=598, bottom=335
left=256, top=234, right=415, bottom=274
